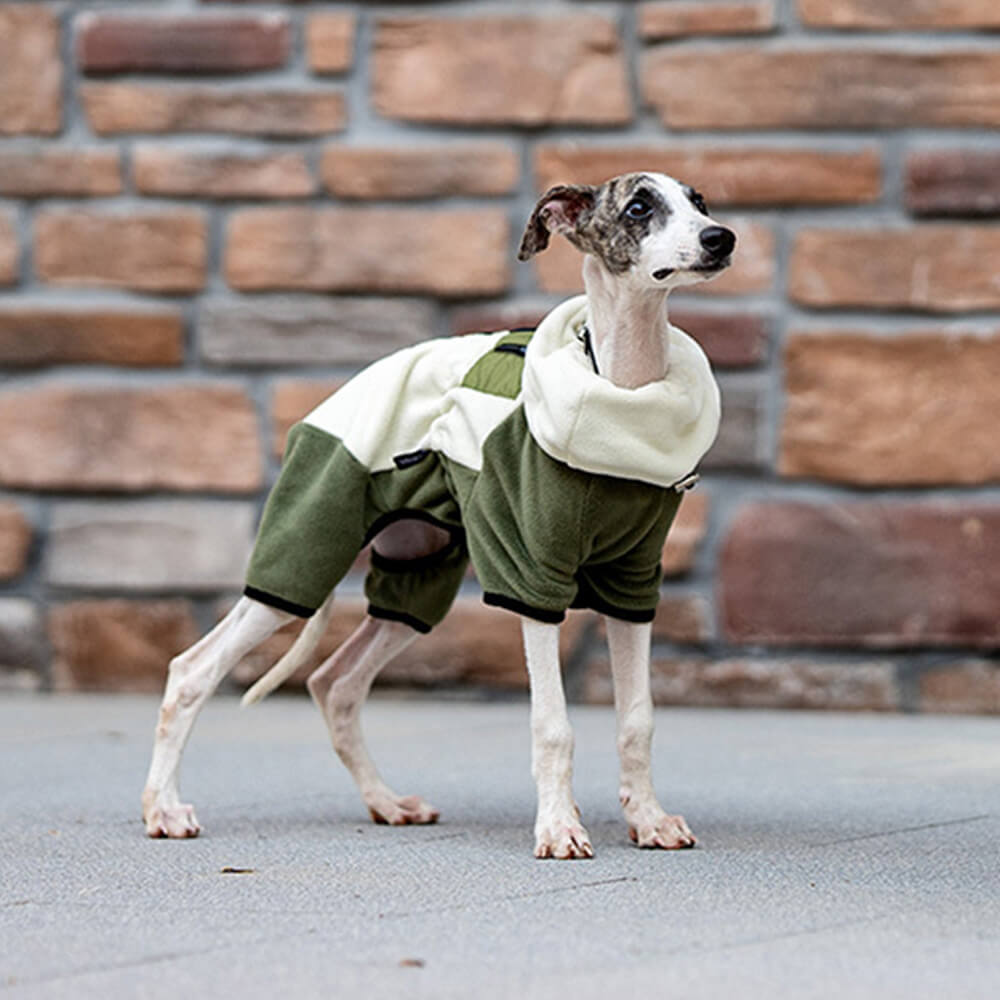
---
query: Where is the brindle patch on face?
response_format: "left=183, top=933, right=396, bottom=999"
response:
left=568, top=173, right=671, bottom=275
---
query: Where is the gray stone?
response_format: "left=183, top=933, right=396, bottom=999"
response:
left=199, top=296, right=440, bottom=367
left=199, top=296, right=439, bottom=367
left=46, top=500, right=255, bottom=592
left=703, top=375, right=768, bottom=471
left=0, top=597, right=45, bottom=688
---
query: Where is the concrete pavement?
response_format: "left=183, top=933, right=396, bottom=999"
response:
left=2, top=693, right=999, bottom=999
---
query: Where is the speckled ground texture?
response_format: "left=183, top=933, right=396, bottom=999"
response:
left=2, top=694, right=998, bottom=999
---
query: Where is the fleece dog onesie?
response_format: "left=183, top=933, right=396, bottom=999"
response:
left=243, top=295, right=721, bottom=634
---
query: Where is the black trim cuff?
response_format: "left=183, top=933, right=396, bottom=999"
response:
left=571, top=591, right=656, bottom=622
left=368, top=605, right=433, bottom=634
left=244, top=586, right=315, bottom=619
left=483, top=592, right=566, bottom=624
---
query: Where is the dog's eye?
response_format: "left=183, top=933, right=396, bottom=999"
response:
left=624, top=198, right=653, bottom=220
left=689, top=190, right=709, bottom=216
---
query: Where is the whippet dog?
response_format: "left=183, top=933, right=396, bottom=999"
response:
left=142, top=172, right=735, bottom=859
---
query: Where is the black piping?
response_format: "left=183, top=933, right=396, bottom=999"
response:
left=493, top=342, right=527, bottom=357
left=370, top=537, right=462, bottom=573
left=362, top=508, right=464, bottom=549
left=367, top=605, right=433, bottom=634
left=244, top=586, right=315, bottom=619
left=483, top=592, right=566, bottom=624
left=578, top=325, right=600, bottom=375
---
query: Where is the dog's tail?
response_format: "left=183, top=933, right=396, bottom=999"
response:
left=240, top=592, right=334, bottom=707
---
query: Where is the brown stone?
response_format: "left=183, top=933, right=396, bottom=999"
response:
left=789, top=226, right=1000, bottom=312
left=0, top=503, right=31, bottom=581
left=0, top=211, right=16, bottom=286
left=322, top=143, right=520, bottom=200
left=49, top=600, right=201, bottom=693
left=307, top=13, right=356, bottom=74
left=643, top=47, right=1000, bottom=129
left=594, top=594, right=710, bottom=644
left=583, top=656, right=898, bottom=711
left=662, top=492, right=710, bottom=578
left=374, top=15, right=631, bottom=126
left=0, top=304, right=183, bottom=367
left=46, top=501, right=256, bottom=592
left=905, top=150, right=1000, bottom=217
left=76, top=13, right=290, bottom=74
left=781, top=330, right=1000, bottom=486
left=133, top=146, right=313, bottom=199
left=0, top=383, right=262, bottom=492
left=798, top=0, right=1000, bottom=29
left=201, top=296, right=437, bottom=368
left=0, top=599, right=45, bottom=689
left=35, top=210, right=207, bottom=293
left=272, top=379, right=344, bottom=456
left=226, top=207, right=509, bottom=297
left=232, top=598, right=595, bottom=693
left=383, top=602, right=593, bottom=690
left=534, top=143, right=882, bottom=206
left=702, top=377, right=768, bottom=471
left=534, top=219, right=774, bottom=296
left=0, top=149, right=121, bottom=198
left=82, top=83, right=346, bottom=137
left=918, top=662, right=1000, bottom=714
left=720, top=501, right=1000, bottom=649
left=640, top=1, right=775, bottom=38
left=0, top=5, right=61, bottom=135
left=669, top=308, right=770, bottom=368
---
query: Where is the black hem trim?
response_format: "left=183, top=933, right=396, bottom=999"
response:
left=244, top=586, right=315, bottom=619
left=483, top=592, right=566, bottom=624
left=571, top=593, right=656, bottom=623
left=370, top=537, right=461, bottom=574
left=367, top=605, right=433, bottom=634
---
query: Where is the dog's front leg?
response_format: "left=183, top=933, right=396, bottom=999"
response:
left=521, top=618, right=593, bottom=859
left=606, top=617, right=695, bottom=849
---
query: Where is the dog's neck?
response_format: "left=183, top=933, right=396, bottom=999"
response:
left=581, top=256, right=671, bottom=390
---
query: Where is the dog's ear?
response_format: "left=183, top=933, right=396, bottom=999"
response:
left=518, top=184, right=598, bottom=260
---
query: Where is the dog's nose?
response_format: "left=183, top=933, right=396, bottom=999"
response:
left=699, top=226, right=736, bottom=258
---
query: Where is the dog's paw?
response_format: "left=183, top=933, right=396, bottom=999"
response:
left=534, top=819, right=594, bottom=860
left=628, top=811, right=696, bottom=850
left=367, top=793, right=439, bottom=826
left=144, top=801, right=201, bottom=839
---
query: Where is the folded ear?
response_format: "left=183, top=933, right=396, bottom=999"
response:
left=517, top=184, right=598, bottom=260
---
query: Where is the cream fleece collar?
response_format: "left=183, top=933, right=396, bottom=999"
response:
left=522, top=295, right=721, bottom=488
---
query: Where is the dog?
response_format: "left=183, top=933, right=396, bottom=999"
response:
left=142, top=172, right=735, bottom=859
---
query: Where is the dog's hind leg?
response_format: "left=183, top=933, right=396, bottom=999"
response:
left=142, top=597, right=295, bottom=838
left=606, top=617, right=695, bottom=849
left=307, top=616, right=439, bottom=826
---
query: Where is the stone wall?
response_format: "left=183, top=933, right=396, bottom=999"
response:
left=1, top=0, right=998, bottom=712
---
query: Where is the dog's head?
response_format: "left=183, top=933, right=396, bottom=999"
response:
left=518, top=172, right=735, bottom=290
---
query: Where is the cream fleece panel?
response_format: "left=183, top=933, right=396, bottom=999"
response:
left=522, top=295, right=721, bottom=488
left=303, top=331, right=504, bottom=472
left=427, top=386, right=520, bottom=471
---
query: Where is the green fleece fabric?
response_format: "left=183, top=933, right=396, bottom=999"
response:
left=244, top=298, right=715, bottom=628
left=446, top=409, right=680, bottom=622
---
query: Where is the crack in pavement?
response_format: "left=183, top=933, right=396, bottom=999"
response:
left=806, top=813, right=993, bottom=848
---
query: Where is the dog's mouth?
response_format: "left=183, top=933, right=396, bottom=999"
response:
left=691, top=255, right=732, bottom=273
left=652, top=256, right=731, bottom=281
